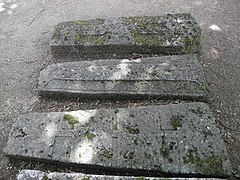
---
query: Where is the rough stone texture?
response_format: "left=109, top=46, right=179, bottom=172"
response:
left=50, top=14, right=201, bottom=57
left=38, top=55, right=207, bottom=100
left=17, top=170, right=226, bottom=180
left=4, top=102, right=231, bottom=177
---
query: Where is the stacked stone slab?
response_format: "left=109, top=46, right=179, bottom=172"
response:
left=4, top=103, right=231, bottom=176
left=17, top=170, right=226, bottom=180
left=4, top=14, right=232, bottom=179
left=51, top=14, right=201, bottom=57
left=38, top=55, right=207, bottom=100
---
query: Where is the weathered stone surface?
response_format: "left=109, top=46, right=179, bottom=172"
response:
left=17, top=170, right=226, bottom=180
left=4, top=103, right=231, bottom=177
left=51, top=14, right=201, bottom=57
left=38, top=55, right=207, bottom=100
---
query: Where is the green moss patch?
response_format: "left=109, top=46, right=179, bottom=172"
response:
left=131, top=32, right=165, bottom=46
left=123, top=124, right=140, bottom=134
left=81, top=177, right=90, bottom=180
left=42, top=175, right=49, bottom=180
left=64, top=113, right=80, bottom=129
left=183, top=36, right=201, bottom=54
left=183, top=147, right=224, bottom=175
left=123, top=151, right=134, bottom=159
left=135, top=177, right=145, bottom=180
left=85, top=132, right=96, bottom=140
left=160, top=144, right=170, bottom=159
left=170, top=115, right=183, bottom=130
left=99, top=148, right=113, bottom=160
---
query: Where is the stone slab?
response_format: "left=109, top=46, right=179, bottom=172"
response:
left=17, top=170, right=226, bottom=180
left=38, top=54, right=207, bottom=100
left=4, top=102, right=231, bottom=177
left=50, top=14, right=201, bottom=57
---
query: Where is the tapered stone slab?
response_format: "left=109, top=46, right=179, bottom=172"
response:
left=4, top=102, right=231, bottom=177
left=38, top=55, right=207, bottom=100
left=17, top=170, right=226, bottom=180
left=51, top=14, right=201, bottom=57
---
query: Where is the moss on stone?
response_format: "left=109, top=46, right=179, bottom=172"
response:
left=74, top=34, right=82, bottom=43
left=81, top=177, right=90, bottom=180
left=136, top=177, right=145, bottom=180
left=85, top=132, right=96, bottom=140
left=89, top=116, right=96, bottom=123
left=183, top=36, right=201, bottom=53
left=74, top=33, right=106, bottom=45
left=170, top=115, right=183, bottom=130
left=123, top=151, right=134, bottom=159
left=131, top=32, right=164, bottom=46
left=99, top=148, right=113, bottom=160
left=64, top=113, right=79, bottom=129
left=160, top=143, right=170, bottom=159
left=74, top=20, right=90, bottom=26
left=52, top=26, right=62, bottom=40
left=42, top=175, right=49, bottom=180
left=200, top=156, right=224, bottom=175
left=89, top=35, right=105, bottom=45
left=123, top=16, right=161, bottom=27
left=112, top=123, right=118, bottom=130
left=189, top=108, right=205, bottom=117
left=183, top=147, right=201, bottom=165
left=183, top=148, right=224, bottom=175
left=198, top=83, right=206, bottom=91
left=123, top=124, right=140, bottom=134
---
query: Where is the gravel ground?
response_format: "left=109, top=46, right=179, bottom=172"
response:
left=0, top=0, right=239, bottom=179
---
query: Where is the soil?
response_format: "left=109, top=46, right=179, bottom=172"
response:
left=0, top=0, right=239, bottom=179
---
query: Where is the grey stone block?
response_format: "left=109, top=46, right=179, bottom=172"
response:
left=5, top=103, right=231, bottom=177
left=17, top=170, right=227, bottom=180
left=38, top=55, right=207, bottom=100
left=50, top=14, right=201, bottom=58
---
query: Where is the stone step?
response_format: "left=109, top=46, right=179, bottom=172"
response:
left=51, top=14, right=201, bottom=58
left=17, top=170, right=227, bottom=180
left=38, top=54, right=207, bottom=100
left=4, top=102, right=231, bottom=177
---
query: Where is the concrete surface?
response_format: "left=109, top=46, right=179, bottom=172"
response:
left=0, top=0, right=239, bottom=179
left=4, top=103, right=231, bottom=177
left=17, top=170, right=227, bottom=180
left=51, top=14, right=201, bottom=57
left=38, top=55, right=207, bottom=100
